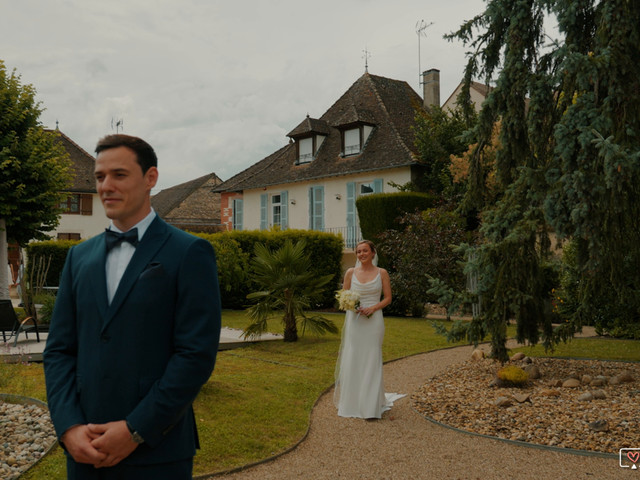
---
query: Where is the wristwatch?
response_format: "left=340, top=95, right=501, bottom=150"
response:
left=126, top=421, right=145, bottom=444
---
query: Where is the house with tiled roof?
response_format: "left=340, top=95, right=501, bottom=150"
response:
left=443, top=80, right=493, bottom=113
left=151, top=172, right=224, bottom=233
left=215, top=70, right=441, bottom=248
left=49, top=129, right=105, bottom=240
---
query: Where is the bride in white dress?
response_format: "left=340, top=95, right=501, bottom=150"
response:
left=334, top=240, right=405, bottom=419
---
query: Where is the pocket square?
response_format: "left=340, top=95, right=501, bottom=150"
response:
left=139, top=262, right=165, bottom=280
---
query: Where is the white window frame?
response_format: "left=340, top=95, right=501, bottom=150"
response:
left=271, top=194, right=282, bottom=227
left=232, top=198, right=243, bottom=230
left=344, top=128, right=361, bottom=156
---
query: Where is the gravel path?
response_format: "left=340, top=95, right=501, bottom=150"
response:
left=208, top=338, right=630, bottom=480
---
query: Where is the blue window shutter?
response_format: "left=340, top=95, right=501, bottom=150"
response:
left=260, top=193, right=268, bottom=230
left=308, top=188, right=313, bottom=230
left=373, top=178, right=383, bottom=193
left=346, top=182, right=356, bottom=248
left=233, top=198, right=243, bottom=230
left=317, top=186, right=324, bottom=231
left=308, top=186, right=324, bottom=231
left=280, top=191, right=288, bottom=229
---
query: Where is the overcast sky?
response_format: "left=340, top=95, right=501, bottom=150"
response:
left=2, top=0, right=490, bottom=192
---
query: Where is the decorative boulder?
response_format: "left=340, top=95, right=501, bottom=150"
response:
left=588, top=419, right=609, bottom=432
left=494, top=397, right=513, bottom=407
left=577, top=392, right=593, bottom=402
left=471, top=349, right=485, bottom=361
left=510, top=352, right=526, bottom=362
left=539, top=389, right=560, bottom=397
left=562, top=378, right=581, bottom=388
left=524, top=365, right=541, bottom=380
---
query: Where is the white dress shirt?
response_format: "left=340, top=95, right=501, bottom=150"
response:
left=105, top=209, right=156, bottom=304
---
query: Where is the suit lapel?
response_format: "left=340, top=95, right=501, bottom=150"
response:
left=91, top=234, right=110, bottom=318
left=102, top=217, right=171, bottom=331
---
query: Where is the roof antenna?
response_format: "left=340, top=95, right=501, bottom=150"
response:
left=111, top=117, right=124, bottom=133
left=416, top=20, right=434, bottom=89
left=362, top=47, right=371, bottom=73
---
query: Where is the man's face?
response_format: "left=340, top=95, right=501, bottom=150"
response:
left=95, top=146, right=158, bottom=231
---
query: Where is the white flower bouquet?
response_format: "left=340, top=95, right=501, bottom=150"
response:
left=335, top=289, right=360, bottom=312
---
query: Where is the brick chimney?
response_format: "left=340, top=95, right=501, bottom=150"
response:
left=422, top=68, right=440, bottom=109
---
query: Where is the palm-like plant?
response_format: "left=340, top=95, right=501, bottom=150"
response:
left=244, top=240, right=338, bottom=342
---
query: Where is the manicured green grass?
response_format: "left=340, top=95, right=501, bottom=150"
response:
left=5, top=311, right=638, bottom=479
left=513, top=337, right=640, bottom=362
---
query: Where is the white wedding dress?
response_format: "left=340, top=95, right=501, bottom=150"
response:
left=334, top=270, right=405, bottom=418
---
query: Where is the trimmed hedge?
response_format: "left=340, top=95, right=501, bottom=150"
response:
left=26, top=229, right=344, bottom=310
left=357, top=192, right=436, bottom=243
left=25, top=240, right=81, bottom=287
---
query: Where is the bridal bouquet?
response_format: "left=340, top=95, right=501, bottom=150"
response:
left=335, top=289, right=360, bottom=312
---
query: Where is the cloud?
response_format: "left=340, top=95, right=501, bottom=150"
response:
left=2, top=0, right=489, bottom=190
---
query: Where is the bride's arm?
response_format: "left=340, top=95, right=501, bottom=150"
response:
left=376, top=269, right=392, bottom=311
left=343, top=268, right=354, bottom=290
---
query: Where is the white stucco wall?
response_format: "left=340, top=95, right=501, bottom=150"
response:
left=49, top=194, right=106, bottom=240
left=242, top=168, right=413, bottom=233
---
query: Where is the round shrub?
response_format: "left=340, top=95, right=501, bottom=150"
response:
left=496, top=365, right=529, bottom=387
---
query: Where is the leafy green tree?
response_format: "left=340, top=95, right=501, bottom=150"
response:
left=446, top=0, right=640, bottom=361
left=0, top=60, right=72, bottom=300
left=244, top=240, right=338, bottom=342
left=410, top=105, right=476, bottom=197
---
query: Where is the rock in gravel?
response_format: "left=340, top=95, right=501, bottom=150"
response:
left=471, top=349, right=485, bottom=361
left=588, top=420, right=609, bottom=432
left=510, top=352, right=525, bottom=362
left=562, top=378, right=581, bottom=388
left=592, top=390, right=607, bottom=400
left=610, top=371, right=634, bottom=385
left=577, top=392, right=593, bottom=402
left=513, top=393, right=531, bottom=403
left=539, top=388, right=560, bottom=397
left=524, top=365, right=541, bottom=379
left=494, top=397, right=513, bottom=407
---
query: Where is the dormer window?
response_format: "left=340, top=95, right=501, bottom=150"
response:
left=287, top=116, right=330, bottom=165
left=340, top=123, right=374, bottom=157
left=298, top=137, right=314, bottom=163
left=344, top=128, right=360, bottom=155
left=295, top=134, right=326, bottom=164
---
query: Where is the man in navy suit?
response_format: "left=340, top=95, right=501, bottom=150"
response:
left=44, top=134, right=221, bottom=479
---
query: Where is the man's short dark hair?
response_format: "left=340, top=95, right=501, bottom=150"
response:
left=95, top=134, right=158, bottom=174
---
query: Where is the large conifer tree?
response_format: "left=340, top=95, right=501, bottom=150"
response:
left=449, top=0, right=640, bottom=360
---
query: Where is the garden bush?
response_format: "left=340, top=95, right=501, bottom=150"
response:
left=496, top=365, right=529, bottom=387
left=200, top=229, right=343, bottom=308
left=378, top=204, right=473, bottom=316
left=26, top=239, right=80, bottom=287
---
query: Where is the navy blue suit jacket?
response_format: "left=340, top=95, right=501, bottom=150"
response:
left=44, top=216, right=221, bottom=465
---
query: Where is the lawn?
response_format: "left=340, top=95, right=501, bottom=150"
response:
left=2, top=310, right=638, bottom=479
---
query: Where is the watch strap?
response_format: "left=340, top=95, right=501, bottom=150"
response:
left=126, top=421, right=145, bottom=444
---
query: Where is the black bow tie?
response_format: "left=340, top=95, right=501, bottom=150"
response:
left=105, top=228, right=139, bottom=252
